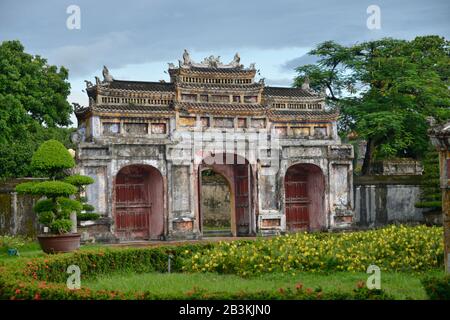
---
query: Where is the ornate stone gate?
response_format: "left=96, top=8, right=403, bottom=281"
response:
left=73, top=51, right=354, bottom=242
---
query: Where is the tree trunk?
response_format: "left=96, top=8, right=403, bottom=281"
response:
left=361, top=138, right=374, bottom=175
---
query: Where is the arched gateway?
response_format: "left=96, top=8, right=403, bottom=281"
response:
left=114, top=165, right=164, bottom=240
left=74, top=50, right=354, bottom=242
left=198, top=153, right=254, bottom=237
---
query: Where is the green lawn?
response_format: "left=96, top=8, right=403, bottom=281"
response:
left=82, top=270, right=443, bottom=300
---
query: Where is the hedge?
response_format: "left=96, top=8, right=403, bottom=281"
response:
left=421, top=275, right=450, bottom=300
left=183, top=225, right=444, bottom=276
left=0, top=244, right=393, bottom=300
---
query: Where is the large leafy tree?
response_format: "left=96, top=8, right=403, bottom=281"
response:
left=0, top=40, right=74, bottom=179
left=294, top=36, right=450, bottom=175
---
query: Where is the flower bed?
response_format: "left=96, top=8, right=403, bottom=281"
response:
left=0, top=243, right=393, bottom=300
left=183, top=225, right=444, bottom=276
left=0, top=225, right=444, bottom=300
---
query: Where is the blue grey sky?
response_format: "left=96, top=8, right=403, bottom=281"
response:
left=0, top=0, right=448, bottom=124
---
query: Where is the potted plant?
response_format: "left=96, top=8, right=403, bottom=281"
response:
left=15, top=140, right=90, bottom=253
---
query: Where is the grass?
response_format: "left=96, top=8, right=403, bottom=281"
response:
left=0, top=241, right=105, bottom=260
left=82, top=270, right=444, bottom=300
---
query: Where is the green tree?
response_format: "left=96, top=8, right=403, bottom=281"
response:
left=294, top=36, right=450, bottom=175
left=0, top=40, right=73, bottom=179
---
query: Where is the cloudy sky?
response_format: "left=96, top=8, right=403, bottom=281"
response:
left=0, top=0, right=448, bottom=125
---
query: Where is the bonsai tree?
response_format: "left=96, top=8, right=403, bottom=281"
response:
left=64, top=174, right=100, bottom=221
left=15, top=140, right=82, bottom=234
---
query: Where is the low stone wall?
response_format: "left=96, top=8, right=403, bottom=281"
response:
left=353, top=175, right=431, bottom=227
left=0, top=179, right=42, bottom=238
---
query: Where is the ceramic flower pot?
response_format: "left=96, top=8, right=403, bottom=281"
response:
left=37, top=233, right=81, bottom=254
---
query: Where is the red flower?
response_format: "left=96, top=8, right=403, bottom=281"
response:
left=15, top=289, right=21, bottom=294
left=295, top=283, right=303, bottom=290
left=34, top=293, right=41, bottom=300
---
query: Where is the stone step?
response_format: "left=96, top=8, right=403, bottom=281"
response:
left=203, top=230, right=233, bottom=237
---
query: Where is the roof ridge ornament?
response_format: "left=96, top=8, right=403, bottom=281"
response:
left=301, top=76, right=311, bottom=91
left=102, top=65, right=114, bottom=83
left=176, top=50, right=248, bottom=69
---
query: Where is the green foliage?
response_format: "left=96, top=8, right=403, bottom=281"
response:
left=0, top=125, right=74, bottom=179
left=421, top=275, right=450, bottom=300
left=58, top=197, right=83, bottom=214
left=77, top=213, right=100, bottom=221
left=294, top=35, right=450, bottom=174
left=31, top=181, right=77, bottom=198
left=33, top=199, right=55, bottom=213
left=31, top=140, right=75, bottom=178
left=15, top=181, right=39, bottom=194
left=82, top=204, right=95, bottom=212
left=49, top=219, right=72, bottom=234
left=183, top=225, right=444, bottom=276
left=37, top=211, right=55, bottom=226
left=415, top=147, right=442, bottom=211
left=0, top=40, right=73, bottom=179
left=64, top=174, right=94, bottom=187
left=0, top=235, right=29, bottom=251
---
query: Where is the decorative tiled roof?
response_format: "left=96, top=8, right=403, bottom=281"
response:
left=264, top=86, right=321, bottom=98
left=75, top=104, right=174, bottom=118
left=176, top=102, right=266, bottom=115
left=268, top=109, right=339, bottom=121
left=106, top=80, right=175, bottom=92
left=176, top=82, right=263, bottom=90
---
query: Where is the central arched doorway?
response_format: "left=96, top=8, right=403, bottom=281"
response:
left=114, top=165, right=164, bottom=240
left=198, top=153, right=254, bottom=237
left=284, top=163, right=325, bottom=231
left=200, top=169, right=232, bottom=236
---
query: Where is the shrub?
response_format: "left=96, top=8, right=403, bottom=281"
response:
left=421, top=275, right=450, bottom=300
left=33, top=199, right=55, bottom=213
left=14, top=139, right=85, bottom=236
left=77, top=213, right=100, bottom=221
left=0, top=244, right=396, bottom=300
left=49, top=219, right=73, bottom=234
left=37, top=211, right=55, bottom=226
left=65, top=175, right=94, bottom=187
left=32, top=181, right=77, bottom=198
left=58, top=197, right=83, bottom=214
left=183, top=225, right=444, bottom=276
left=0, top=235, right=29, bottom=252
left=31, top=139, right=75, bottom=178
left=15, top=181, right=39, bottom=194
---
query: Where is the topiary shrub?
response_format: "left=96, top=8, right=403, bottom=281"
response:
left=31, top=139, right=75, bottom=179
left=65, top=174, right=99, bottom=222
left=15, top=139, right=89, bottom=236
left=64, top=174, right=94, bottom=188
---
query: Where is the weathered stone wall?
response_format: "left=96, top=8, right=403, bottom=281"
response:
left=0, top=179, right=41, bottom=238
left=354, top=175, right=426, bottom=227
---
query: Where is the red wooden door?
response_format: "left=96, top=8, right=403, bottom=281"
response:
left=285, top=172, right=309, bottom=231
left=115, top=167, right=151, bottom=240
left=235, top=164, right=250, bottom=235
